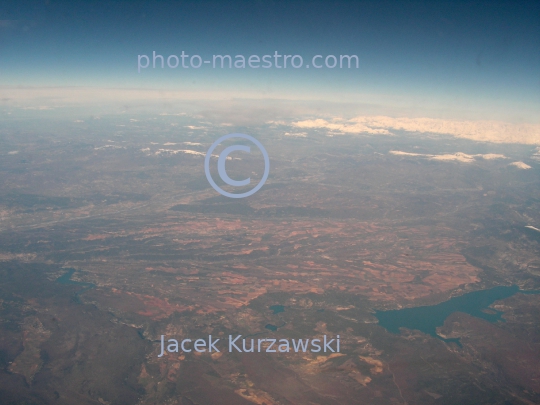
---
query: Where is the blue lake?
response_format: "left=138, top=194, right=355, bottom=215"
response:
left=56, top=268, right=96, bottom=301
left=374, top=285, right=539, bottom=344
left=269, top=305, right=285, bottom=314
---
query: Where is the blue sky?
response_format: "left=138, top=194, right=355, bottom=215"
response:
left=1, top=0, right=539, bottom=122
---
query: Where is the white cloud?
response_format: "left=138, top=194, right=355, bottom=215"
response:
left=155, top=149, right=206, bottom=157
left=389, top=150, right=508, bottom=163
left=94, top=145, right=126, bottom=150
left=430, top=153, right=476, bottom=163
left=284, top=132, right=307, bottom=138
left=292, top=118, right=391, bottom=135
left=388, top=151, right=424, bottom=157
left=478, top=154, right=507, bottom=160
left=3, top=85, right=537, bottom=143
left=509, top=161, right=532, bottom=169
left=293, top=116, right=540, bottom=145
left=532, top=147, right=540, bottom=161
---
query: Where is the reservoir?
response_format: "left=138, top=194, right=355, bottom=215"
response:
left=374, top=285, right=539, bottom=343
left=269, top=305, right=285, bottom=314
left=56, top=268, right=96, bottom=301
left=265, top=324, right=278, bottom=331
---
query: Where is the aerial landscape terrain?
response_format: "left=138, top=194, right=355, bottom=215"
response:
left=1, top=0, right=539, bottom=403
left=0, top=112, right=539, bottom=404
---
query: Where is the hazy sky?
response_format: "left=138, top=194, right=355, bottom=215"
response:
left=1, top=0, right=539, bottom=122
